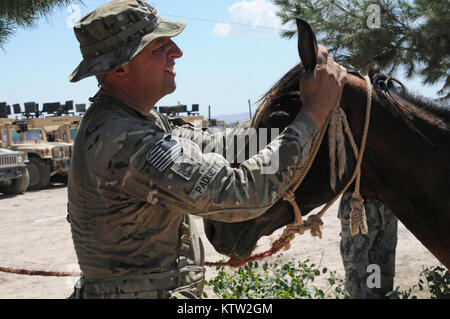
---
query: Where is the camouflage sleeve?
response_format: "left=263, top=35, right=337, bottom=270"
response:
left=169, top=120, right=252, bottom=157
left=109, top=112, right=317, bottom=222
left=170, top=123, right=224, bottom=153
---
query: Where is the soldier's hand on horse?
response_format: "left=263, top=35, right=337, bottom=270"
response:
left=300, top=45, right=347, bottom=128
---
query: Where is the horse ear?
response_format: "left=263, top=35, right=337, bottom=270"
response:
left=296, top=18, right=318, bottom=74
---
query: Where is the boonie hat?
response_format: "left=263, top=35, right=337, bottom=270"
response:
left=69, top=0, right=186, bottom=82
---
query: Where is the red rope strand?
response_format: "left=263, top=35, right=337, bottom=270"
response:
left=204, top=234, right=292, bottom=268
left=0, top=266, right=82, bottom=277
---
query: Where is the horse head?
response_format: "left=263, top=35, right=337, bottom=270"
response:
left=203, top=19, right=362, bottom=259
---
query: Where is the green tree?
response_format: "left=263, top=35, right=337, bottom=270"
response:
left=0, top=0, right=83, bottom=48
left=274, top=0, right=450, bottom=99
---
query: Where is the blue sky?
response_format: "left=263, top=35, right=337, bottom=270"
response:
left=0, top=0, right=443, bottom=119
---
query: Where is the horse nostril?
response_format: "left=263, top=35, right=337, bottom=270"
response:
left=204, top=222, right=216, bottom=242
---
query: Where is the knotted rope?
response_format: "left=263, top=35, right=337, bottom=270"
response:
left=283, top=75, right=372, bottom=239
left=348, top=75, right=372, bottom=235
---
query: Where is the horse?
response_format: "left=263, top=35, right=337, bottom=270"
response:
left=203, top=19, right=450, bottom=269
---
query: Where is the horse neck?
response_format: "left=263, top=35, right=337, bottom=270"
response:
left=340, top=75, right=450, bottom=268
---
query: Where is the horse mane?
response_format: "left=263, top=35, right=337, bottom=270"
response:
left=254, top=64, right=449, bottom=190
left=372, top=74, right=450, bottom=146
left=387, top=86, right=450, bottom=131
left=257, top=64, right=450, bottom=145
left=257, top=63, right=367, bottom=116
left=256, top=65, right=302, bottom=112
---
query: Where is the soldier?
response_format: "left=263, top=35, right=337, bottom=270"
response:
left=67, top=0, right=347, bottom=298
left=338, top=192, right=398, bottom=298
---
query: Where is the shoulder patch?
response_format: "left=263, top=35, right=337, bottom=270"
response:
left=147, top=136, right=183, bottom=172
left=189, top=162, right=225, bottom=200
left=170, top=154, right=200, bottom=180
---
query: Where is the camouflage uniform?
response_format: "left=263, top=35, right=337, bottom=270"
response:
left=67, top=93, right=317, bottom=299
left=67, top=1, right=319, bottom=298
left=338, top=192, right=398, bottom=299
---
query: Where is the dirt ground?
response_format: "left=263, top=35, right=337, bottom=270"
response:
left=0, top=184, right=442, bottom=299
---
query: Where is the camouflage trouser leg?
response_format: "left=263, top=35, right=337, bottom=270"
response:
left=338, top=192, right=398, bottom=299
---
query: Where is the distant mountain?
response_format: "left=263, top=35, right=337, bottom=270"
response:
left=214, top=112, right=252, bottom=124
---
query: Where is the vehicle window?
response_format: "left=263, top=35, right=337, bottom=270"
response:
left=11, top=130, right=22, bottom=142
left=25, top=129, right=44, bottom=141
left=70, top=128, right=78, bottom=140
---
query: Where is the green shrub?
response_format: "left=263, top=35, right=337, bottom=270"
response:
left=204, top=258, right=349, bottom=299
left=387, top=266, right=450, bottom=299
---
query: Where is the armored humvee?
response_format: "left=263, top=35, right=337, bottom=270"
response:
left=0, top=148, right=29, bottom=194
left=0, top=120, right=72, bottom=189
left=45, top=119, right=81, bottom=143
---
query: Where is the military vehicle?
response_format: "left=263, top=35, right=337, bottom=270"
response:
left=10, top=101, right=82, bottom=143
left=45, top=119, right=81, bottom=143
left=174, top=116, right=226, bottom=130
left=0, top=148, right=29, bottom=194
left=0, top=120, right=72, bottom=189
left=157, top=104, right=226, bottom=130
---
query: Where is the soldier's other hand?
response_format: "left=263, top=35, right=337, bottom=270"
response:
left=300, top=45, right=348, bottom=128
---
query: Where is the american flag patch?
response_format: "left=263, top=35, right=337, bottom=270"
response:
left=147, top=136, right=183, bottom=172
